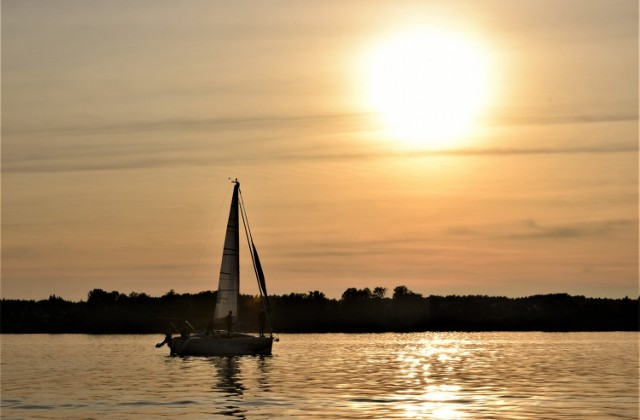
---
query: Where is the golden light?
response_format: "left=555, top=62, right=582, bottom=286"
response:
left=360, top=27, right=493, bottom=149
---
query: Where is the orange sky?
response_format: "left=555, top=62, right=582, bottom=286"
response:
left=2, top=0, right=638, bottom=300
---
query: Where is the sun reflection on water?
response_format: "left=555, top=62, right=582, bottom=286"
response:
left=395, top=336, right=468, bottom=418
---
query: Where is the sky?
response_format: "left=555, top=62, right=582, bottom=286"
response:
left=2, top=0, right=638, bottom=301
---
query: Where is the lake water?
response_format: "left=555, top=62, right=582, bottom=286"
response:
left=1, top=333, right=638, bottom=419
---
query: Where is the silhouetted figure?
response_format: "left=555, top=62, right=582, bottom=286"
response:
left=180, top=327, right=189, bottom=339
left=226, top=311, right=233, bottom=337
left=155, top=333, right=172, bottom=348
left=258, top=309, right=266, bottom=337
left=206, top=320, right=214, bottom=336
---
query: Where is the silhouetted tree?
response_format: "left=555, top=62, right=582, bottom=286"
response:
left=392, top=285, right=409, bottom=299
left=372, top=287, right=387, bottom=299
left=341, top=287, right=372, bottom=303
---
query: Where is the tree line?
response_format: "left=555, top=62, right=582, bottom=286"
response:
left=1, top=286, right=638, bottom=334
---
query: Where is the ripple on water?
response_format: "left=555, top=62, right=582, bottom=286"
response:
left=1, top=333, right=638, bottom=419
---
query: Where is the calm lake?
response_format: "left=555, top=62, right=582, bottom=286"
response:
left=1, top=333, right=638, bottom=419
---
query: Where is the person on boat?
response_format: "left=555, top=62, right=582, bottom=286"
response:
left=206, top=320, right=214, bottom=336
left=258, top=309, right=266, bottom=337
left=226, top=311, right=233, bottom=336
left=155, top=333, right=172, bottom=348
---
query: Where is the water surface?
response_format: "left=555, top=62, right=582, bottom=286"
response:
left=1, top=333, right=638, bottom=419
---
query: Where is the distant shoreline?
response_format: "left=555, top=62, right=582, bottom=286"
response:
left=2, top=288, right=638, bottom=334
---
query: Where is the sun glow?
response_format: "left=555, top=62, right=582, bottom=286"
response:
left=361, top=28, right=493, bottom=149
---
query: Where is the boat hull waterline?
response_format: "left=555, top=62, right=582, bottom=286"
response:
left=170, top=335, right=273, bottom=356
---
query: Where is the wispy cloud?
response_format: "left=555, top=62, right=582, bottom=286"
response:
left=280, top=145, right=639, bottom=163
left=4, top=108, right=637, bottom=136
left=507, top=219, right=637, bottom=240
left=447, top=219, right=638, bottom=241
left=2, top=113, right=367, bottom=136
left=5, top=144, right=636, bottom=174
left=488, top=110, right=638, bottom=127
left=3, top=108, right=637, bottom=174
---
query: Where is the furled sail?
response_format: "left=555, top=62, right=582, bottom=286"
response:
left=213, top=182, right=240, bottom=322
left=252, top=243, right=269, bottom=308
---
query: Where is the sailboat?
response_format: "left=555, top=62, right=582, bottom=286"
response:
left=159, top=179, right=274, bottom=356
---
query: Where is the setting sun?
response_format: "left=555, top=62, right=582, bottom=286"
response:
left=361, top=28, right=493, bottom=149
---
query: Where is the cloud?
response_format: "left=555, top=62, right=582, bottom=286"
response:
left=2, top=113, right=366, bottom=136
left=280, top=144, right=639, bottom=163
left=507, top=219, right=637, bottom=240
left=4, top=107, right=637, bottom=136
left=1, top=246, right=39, bottom=259
left=4, top=141, right=636, bottom=174
left=2, top=109, right=637, bottom=174
left=488, top=110, right=638, bottom=127
left=446, top=227, right=480, bottom=236
left=446, top=219, right=638, bottom=241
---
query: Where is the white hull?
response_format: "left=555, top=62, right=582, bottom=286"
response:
left=170, top=334, right=273, bottom=356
